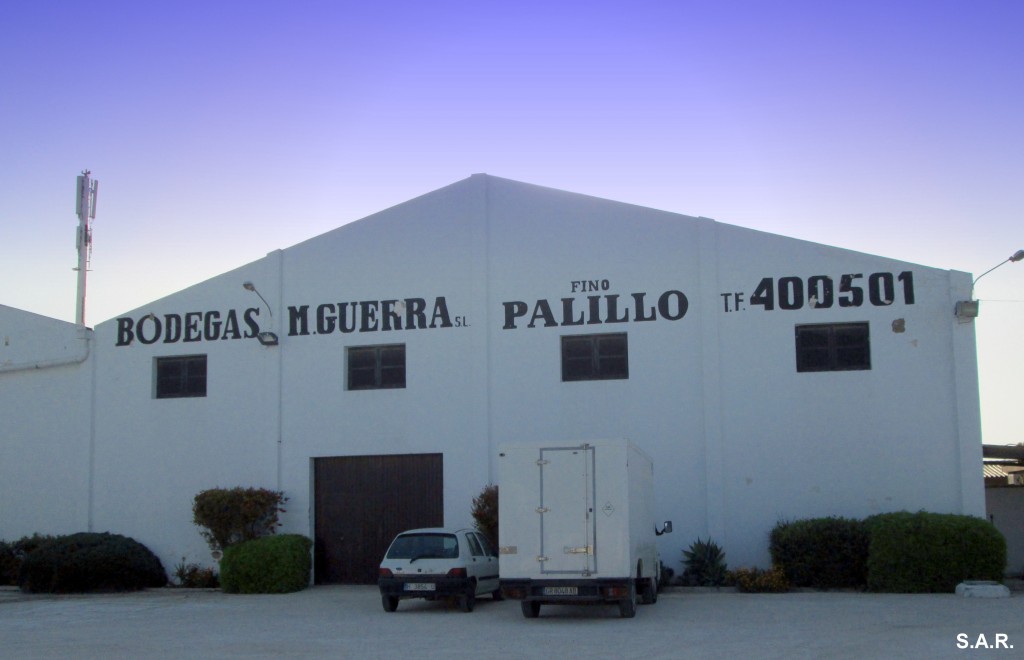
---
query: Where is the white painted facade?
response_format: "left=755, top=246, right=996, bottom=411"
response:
left=0, top=175, right=984, bottom=573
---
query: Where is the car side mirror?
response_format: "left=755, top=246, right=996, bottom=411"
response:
left=656, top=521, right=673, bottom=536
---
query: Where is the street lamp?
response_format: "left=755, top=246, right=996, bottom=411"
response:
left=242, top=281, right=279, bottom=346
left=955, top=249, right=1024, bottom=320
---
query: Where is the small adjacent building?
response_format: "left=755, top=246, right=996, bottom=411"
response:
left=0, top=175, right=985, bottom=582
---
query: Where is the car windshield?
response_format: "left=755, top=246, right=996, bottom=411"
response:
left=386, top=533, right=459, bottom=560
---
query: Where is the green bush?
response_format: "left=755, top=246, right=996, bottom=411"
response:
left=681, top=538, right=728, bottom=586
left=1, top=534, right=56, bottom=586
left=471, top=484, right=499, bottom=550
left=173, top=558, right=220, bottom=588
left=729, top=567, right=789, bottom=593
left=18, top=532, right=167, bottom=594
left=192, top=487, right=287, bottom=553
left=866, top=512, right=1006, bottom=593
left=659, top=562, right=675, bottom=588
left=12, top=533, right=55, bottom=555
left=770, top=517, right=869, bottom=589
left=0, top=541, right=17, bottom=586
left=220, top=534, right=312, bottom=594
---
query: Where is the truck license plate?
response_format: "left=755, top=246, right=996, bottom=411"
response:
left=543, top=586, right=578, bottom=596
left=404, top=583, right=436, bottom=591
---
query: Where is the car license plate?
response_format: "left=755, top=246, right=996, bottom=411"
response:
left=543, top=586, right=578, bottom=596
left=404, top=582, right=435, bottom=592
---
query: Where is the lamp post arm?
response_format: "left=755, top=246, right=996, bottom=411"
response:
left=971, top=249, right=1024, bottom=298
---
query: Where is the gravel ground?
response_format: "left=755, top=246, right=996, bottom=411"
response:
left=2, top=585, right=1023, bottom=659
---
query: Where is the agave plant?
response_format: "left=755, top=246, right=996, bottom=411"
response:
left=681, top=537, right=728, bottom=586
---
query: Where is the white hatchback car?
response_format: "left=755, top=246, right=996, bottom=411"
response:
left=378, top=527, right=501, bottom=612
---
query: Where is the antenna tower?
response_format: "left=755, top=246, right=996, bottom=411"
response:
left=75, top=170, right=98, bottom=326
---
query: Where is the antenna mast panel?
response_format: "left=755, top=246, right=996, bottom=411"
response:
left=75, top=170, right=98, bottom=326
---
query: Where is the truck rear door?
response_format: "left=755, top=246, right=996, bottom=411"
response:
left=539, top=444, right=596, bottom=575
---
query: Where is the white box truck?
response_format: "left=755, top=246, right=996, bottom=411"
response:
left=498, top=440, right=672, bottom=618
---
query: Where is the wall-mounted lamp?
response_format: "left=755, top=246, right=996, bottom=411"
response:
left=257, top=331, right=280, bottom=346
left=242, top=281, right=273, bottom=317
left=243, top=281, right=278, bottom=346
left=954, top=300, right=980, bottom=319
left=955, top=249, right=1024, bottom=321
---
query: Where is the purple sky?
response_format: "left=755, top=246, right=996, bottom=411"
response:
left=1, top=1, right=1021, bottom=444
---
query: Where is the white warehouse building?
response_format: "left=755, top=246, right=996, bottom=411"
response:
left=0, top=174, right=984, bottom=582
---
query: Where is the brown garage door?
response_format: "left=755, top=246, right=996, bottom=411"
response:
left=313, top=453, right=443, bottom=584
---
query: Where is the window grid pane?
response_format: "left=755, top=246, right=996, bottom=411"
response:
left=796, top=323, right=870, bottom=373
left=155, top=355, right=207, bottom=399
left=562, top=333, right=628, bottom=382
left=348, top=344, right=406, bottom=390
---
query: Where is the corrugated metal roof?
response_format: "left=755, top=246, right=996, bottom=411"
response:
left=984, top=463, right=1024, bottom=479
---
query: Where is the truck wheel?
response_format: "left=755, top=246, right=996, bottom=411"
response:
left=381, top=594, right=398, bottom=612
left=618, top=584, right=637, bottom=618
left=640, top=577, right=658, bottom=604
left=458, top=585, right=476, bottom=612
left=521, top=600, right=541, bottom=618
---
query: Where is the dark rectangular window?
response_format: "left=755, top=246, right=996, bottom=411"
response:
left=562, top=333, right=628, bottom=382
left=795, top=323, right=870, bottom=372
left=155, top=355, right=207, bottom=398
left=348, top=344, right=406, bottom=390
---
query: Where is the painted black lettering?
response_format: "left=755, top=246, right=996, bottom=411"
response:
left=359, top=301, right=379, bottom=332
left=430, top=297, right=453, bottom=328
left=778, top=277, right=803, bottom=310
left=750, top=278, right=774, bottom=310
left=632, top=292, right=657, bottom=321
left=243, top=308, right=261, bottom=338
left=528, top=300, right=557, bottom=328
left=116, top=317, right=135, bottom=346
left=839, top=274, right=863, bottom=307
left=164, top=314, right=182, bottom=343
left=605, top=295, right=629, bottom=323
left=288, top=305, right=310, bottom=336
left=808, top=276, right=833, bottom=308
left=316, top=304, right=336, bottom=334
left=561, top=298, right=585, bottom=326
left=337, top=303, right=356, bottom=333
left=898, top=271, right=915, bottom=304
left=658, top=290, right=688, bottom=320
left=381, top=300, right=402, bottom=331
left=221, top=310, right=241, bottom=340
left=869, top=272, right=895, bottom=306
left=406, top=298, right=427, bottom=329
left=183, top=312, right=202, bottom=342
left=203, top=311, right=222, bottom=341
left=137, top=315, right=162, bottom=345
left=502, top=301, right=527, bottom=329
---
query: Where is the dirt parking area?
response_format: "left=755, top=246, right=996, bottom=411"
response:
left=2, top=585, right=1023, bottom=659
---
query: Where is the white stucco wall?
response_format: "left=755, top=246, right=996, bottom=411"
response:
left=987, top=488, right=1024, bottom=576
left=0, top=175, right=985, bottom=575
left=0, top=306, right=93, bottom=539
